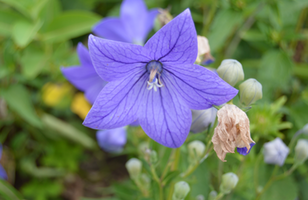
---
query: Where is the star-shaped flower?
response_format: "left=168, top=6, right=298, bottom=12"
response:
left=61, top=43, right=107, bottom=104
left=263, top=138, right=289, bottom=166
left=93, top=0, right=158, bottom=45
left=84, top=9, right=238, bottom=148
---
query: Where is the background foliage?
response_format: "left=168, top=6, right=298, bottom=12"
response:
left=0, top=0, right=308, bottom=199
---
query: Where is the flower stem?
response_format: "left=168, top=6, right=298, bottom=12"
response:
left=133, top=178, right=149, bottom=197
left=171, top=148, right=181, bottom=171
left=224, top=2, right=265, bottom=58
left=255, top=164, right=298, bottom=200
left=151, top=165, right=163, bottom=200
left=215, top=193, right=224, bottom=200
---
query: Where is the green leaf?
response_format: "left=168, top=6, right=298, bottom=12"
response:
left=20, top=45, right=48, bottom=79
left=257, top=50, right=293, bottom=100
left=41, top=113, right=96, bottom=149
left=260, top=176, right=297, bottom=200
left=0, top=8, right=24, bottom=36
left=208, top=9, right=244, bottom=52
left=0, top=84, right=42, bottom=128
left=39, top=11, right=101, bottom=43
left=0, top=180, right=23, bottom=200
left=12, top=19, right=42, bottom=48
left=0, top=0, right=49, bottom=19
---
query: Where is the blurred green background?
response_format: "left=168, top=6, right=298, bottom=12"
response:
left=0, top=0, right=308, bottom=199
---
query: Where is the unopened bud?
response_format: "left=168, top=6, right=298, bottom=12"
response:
left=302, top=124, right=308, bottom=135
left=154, top=8, right=173, bottom=31
left=196, top=36, right=214, bottom=65
left=208, top=191, right=217, bottom=200
left=220, top=172, right=239, bottom=194
left=294, top=139, right=308, bottom=164
left=172, top=181, right=190, bottom=200
left=150, top=150, right=158, bottom=164
left=190, top=107, right=217, bottom=133
left=196, top=194, right=205, bottom=200
left=125, top=158, right=142, bottom=179
left=239, top=78, right=262, bottom=106
left=217, top=59, right=244, bottom=86
left=188, top=140, right=206, bottom=161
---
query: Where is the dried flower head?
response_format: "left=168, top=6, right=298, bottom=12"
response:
left=212, top=104, right=255, bottom=162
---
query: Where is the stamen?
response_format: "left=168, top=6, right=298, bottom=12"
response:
left=147, top=78, right=163, bottom=92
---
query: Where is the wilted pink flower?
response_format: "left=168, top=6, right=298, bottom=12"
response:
left=212, top=104, right=255, bottom=162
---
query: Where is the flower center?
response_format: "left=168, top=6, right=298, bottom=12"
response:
left=146, top=61, right=163, bottom=91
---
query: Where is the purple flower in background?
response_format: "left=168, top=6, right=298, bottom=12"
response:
left=96, top=127, right=127, bottom=152
left=84, top=9, right=237, bottom=148
left=190, top=107, right=217, bottom=133
left=0, top=144, right=7, bottom=180
left=93, top=0, right=158, bottom=45
left=237, top=143, right=255, bottom=156
left=263, top=138, right=289, bottom=166
left=61, top=43, right=107, bottom=104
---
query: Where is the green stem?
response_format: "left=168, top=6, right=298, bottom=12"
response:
left=202, top=1, right=218, bottom=36
left=253, top=152, right=263, bottom=194
left=215, top=193, right=224, bottom=200
left=181, top=145, right=213, bottom=178
left=224, top=2, right=265, bottom=58
left=171, top=148, right=181, bottom=171
left=256, top=164, right=298, bottom=200
left=151, top=165, right=163, bottom=200
left=134, top=178, right=149, bottom=197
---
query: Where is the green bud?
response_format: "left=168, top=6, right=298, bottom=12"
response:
left=208, top=191, right=217, bottom=200
left=217, top=59, right=244, bottom=86
left=220, top=172, right=238, bottom=194
left=172, top=181, right=190, bottom=200
left=295, top=139, right=308, bottom=164
left=150, top=150, right=158, bottom=164
left=239, top=78, right=262, bottom=106
left=125, top=158, right=142, bottom=179
left=188, top=140, right=206, bottom=161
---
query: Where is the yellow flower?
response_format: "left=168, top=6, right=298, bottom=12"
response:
left=71, top=93, right=91, bottom=120
left=42, top=83, right=72, bottom=107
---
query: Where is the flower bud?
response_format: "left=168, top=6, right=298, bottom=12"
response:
left=150, top=150, right=158, bottom=164
left=96, top=127, right=127, bottom=153
left=217, top=59, right=244, bottom=86
left=302, top=124, right=308, bottom=135
left=220, top=172, right=239, bottom=194
left=188, top=140, right=206, bottom=161
left=154, top=8, right=173, bottom=31
left=239, top=78, right=262, bottom=106
left=263, top=138, right=289, bottom=166
left=208, top=191, right=217, bottom=200
left=294, top=139, right=308, bottom=164
left=190, top=107, right=217, bottom=133
left=125, top=158, right=142, bottom=179
left=196, top=36, right=214, bottom=65
left=196, top=194, right=205, bottom=200
left=172, top=181, right=190, bottom=200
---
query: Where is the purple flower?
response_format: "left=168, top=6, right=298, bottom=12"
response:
left=263, top=138, right=289, bottom=166
left=84, top=9, right=238, bottom=148
left=237, top=143, right=255, bottom=156
left=0, top=144, right=7, bottom=180
left=96, top=127, right=127, bottom=153
left=93, top=0, right=158, bottom=45
left=61, top=43, right=107, bottom=104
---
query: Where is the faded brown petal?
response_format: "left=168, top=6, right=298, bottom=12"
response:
left=211, top=104, right=254, bottom=162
